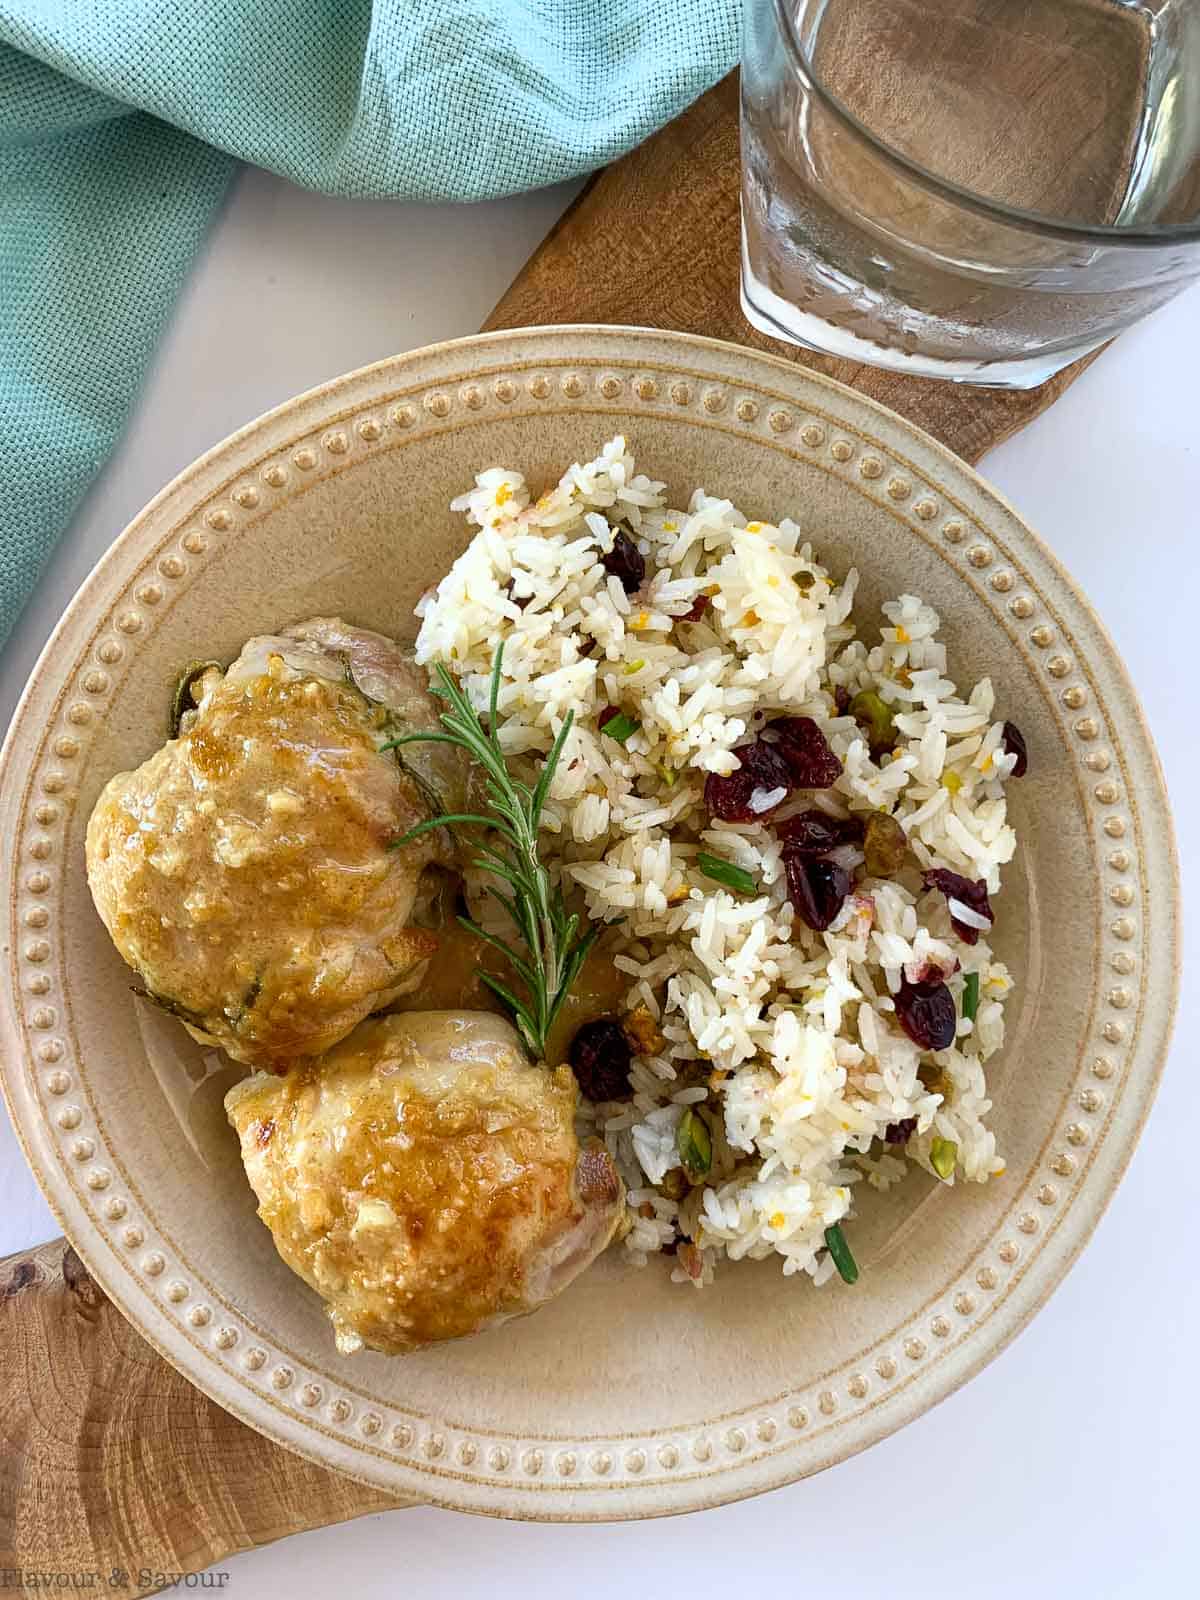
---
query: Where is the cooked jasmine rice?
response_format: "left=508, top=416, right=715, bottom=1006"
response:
left=415, top=436, right=1016, bottom=1289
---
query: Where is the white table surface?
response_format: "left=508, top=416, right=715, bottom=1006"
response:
left=1, top=167, right=1195, bottom=1595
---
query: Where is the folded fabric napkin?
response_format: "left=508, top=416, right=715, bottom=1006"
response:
left=0, top=1, right=739, bottom=647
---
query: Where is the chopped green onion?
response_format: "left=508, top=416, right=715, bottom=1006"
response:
left=623, top=658, right=646, bottom=675
left=600, top=712, right=640, bottom=744
left=656, top=764, right=677, bottom=788
left=930, top=1137, right=958, bottom=1180
left=823, top=1223, right=858, bottom=1285
left=676, top=1108, right=712, bottom=1183
left=697, top=851, right=757, bottom=896
left=962, top=971, right=980, bottom=1022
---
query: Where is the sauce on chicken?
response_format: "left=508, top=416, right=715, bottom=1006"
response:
left=226, top=1011, right=624, bottom=1354
left=86, top=620, right=471, bottom=1071
left=392, top=922, right=629, bottom=1065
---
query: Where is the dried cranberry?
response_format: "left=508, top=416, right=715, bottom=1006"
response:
left=704, top=739, right=793, bottom=822
left=767, top=717, right=842, bottom=789
left=1001, top=721, right=1028, bottom=777
left=776, top=809, right=864, bottom=855
left=681, top=594, right=710, bottom=622
left=894, top=977, right=957, bottom=1052
left=785, top=853, right=851, bottom=932
left=597, top=704, right=621, bottom=731
left=602, top=530, right=646, bottom=593
left=884, top=1117, right=918, bottom=1145
left=923, top=869, right=993, bottom=945
left=569, top=1018, right=634, bottom=1102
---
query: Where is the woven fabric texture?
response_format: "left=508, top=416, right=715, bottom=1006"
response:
left=0, top=1, right=739, bottom=644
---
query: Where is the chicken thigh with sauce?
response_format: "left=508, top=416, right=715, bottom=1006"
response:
left=86, top=618, right=469, bottom=1070
left=225, top=1011, right=625, bottom=1354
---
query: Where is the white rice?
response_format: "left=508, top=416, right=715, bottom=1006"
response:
left=415, top=436, right=1016, bottom=1288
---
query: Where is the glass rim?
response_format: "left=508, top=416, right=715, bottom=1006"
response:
left=770, top=0, right=1200, bottom=248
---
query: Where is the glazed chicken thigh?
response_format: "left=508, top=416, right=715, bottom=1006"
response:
left=86, top=618, right=468, bottom=1070
left=225, top=1011, right=625, bottom=1354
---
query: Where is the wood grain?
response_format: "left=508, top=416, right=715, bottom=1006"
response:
left=0, top=1242, right=408, bottom=1588
left=483, top=73, right=1106, bottom=466
left=1, top=66, right=1107, bottom=1583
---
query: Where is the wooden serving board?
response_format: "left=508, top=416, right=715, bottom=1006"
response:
left=483, top=72, right=1106, bottom=464
left=0, top=72, right=1105, bottom=1585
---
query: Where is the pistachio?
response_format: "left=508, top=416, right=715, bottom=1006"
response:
left=849, top=689, right=896, bottom=757
left=930, top=1137, right=958, bottom=1180
left=677, top=1107, right=713, bottom=1183
left=863, top=811, right=908, bottom=877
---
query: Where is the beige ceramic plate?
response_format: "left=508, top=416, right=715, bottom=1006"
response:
left=0, top=328, right=1178, bottom=1518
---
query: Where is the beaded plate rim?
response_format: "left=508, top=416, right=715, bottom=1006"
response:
left=0, top=327, right=1179, bottom=1519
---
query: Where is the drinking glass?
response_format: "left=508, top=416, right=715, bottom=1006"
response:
left=741, top=0, right=1200, bottom=386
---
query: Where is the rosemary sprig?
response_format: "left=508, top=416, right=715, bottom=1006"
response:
left=384, top=644, right=598, bottom=1060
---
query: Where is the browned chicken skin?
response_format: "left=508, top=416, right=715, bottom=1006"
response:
left=225, top=1012, right=625, bottom=1354
left=88, top=621, right=626, bottom=1350
left=85, top=620, right=468, bottom=1070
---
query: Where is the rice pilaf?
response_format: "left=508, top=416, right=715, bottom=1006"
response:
left=415, top=436, right=1017, bottom=1288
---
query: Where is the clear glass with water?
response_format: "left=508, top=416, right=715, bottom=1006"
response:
left=741, top=0, right=1200, bottom=386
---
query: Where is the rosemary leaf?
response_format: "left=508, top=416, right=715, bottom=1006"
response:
left=378, top=730, right=466, bottom=754
left=388, top=642, right=598, bottom=1060
left=456, top=916, right=538, bottom=988
left=387, top=812, right=500, bottom=850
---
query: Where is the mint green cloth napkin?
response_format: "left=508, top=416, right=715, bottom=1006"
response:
left=0, top=3, right=739, bottom=645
